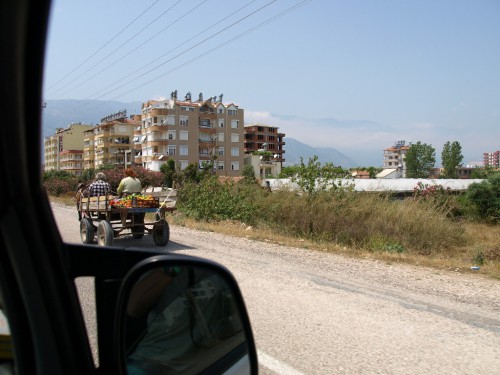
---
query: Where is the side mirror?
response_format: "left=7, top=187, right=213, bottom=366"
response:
left=115, top=255, right=258, bottom=374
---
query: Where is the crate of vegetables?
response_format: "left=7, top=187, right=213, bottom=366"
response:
left=110, top=195, right=159, bottom=208
left=134, top=195, right=159, bottom=208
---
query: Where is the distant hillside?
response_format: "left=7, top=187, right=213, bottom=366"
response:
left=284, top=137, right=358, bottom=168
left=42, top=99, right=142, bottom=138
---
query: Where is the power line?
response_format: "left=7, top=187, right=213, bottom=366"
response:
left=107, top=0, right=312, bottom=102
left=78, top=0, right=259, bottom=100
left=45, top=0, right=161, bottom=92
left=52, top=0, right=211, bottom=100
left=94, top=0, right=280, bottom=100
left=47, top=0, right=185, bottom=98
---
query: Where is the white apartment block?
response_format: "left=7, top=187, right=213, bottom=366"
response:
left=381, top=140, right=410, bottom=178
left=137, top=91, right=244, bottom=176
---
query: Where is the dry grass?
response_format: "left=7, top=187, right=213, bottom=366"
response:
left=171, top=211, right=500, bottom=280
left=49, top=194, right=500, bottom=280
left=50, top=193, right=77, bottom=207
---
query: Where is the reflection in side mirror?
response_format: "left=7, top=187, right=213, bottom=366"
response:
left=116, top=256, right=257, bottom=375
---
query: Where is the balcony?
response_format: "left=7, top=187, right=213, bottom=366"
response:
left=149, top=108, right=168, bottom=116
left=199, top=119, right=213, bottom=128
left=148, top=139, right=169, bottom=147
left=95, top=141, right=112, bottom=148
left=149, top=124, right=168, bottom=132
left=199, top=138, right=215, bottom=144
left=95, top=130, right=113, bottom=138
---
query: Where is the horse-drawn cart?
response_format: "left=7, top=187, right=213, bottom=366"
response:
left=77, top=194, right=176, bottom=246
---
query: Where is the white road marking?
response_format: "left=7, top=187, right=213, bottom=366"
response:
left=258, top=350, right=305, bottom=375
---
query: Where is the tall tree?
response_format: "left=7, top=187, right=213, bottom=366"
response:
left=441, top=141, right=464, bottom=178
left=405, top=141, right=436, bottom=178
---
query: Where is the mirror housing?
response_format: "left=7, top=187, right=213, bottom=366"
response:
left=115, top=255, right=258, bottom=374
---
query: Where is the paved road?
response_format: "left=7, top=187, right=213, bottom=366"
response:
left=52, top=203, right=500, bottom=374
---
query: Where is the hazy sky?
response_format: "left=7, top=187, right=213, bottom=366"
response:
left=44, top=0, right=500, bottom=166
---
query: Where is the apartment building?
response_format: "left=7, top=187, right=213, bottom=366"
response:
left=381, top=140, right=410, bottom=177
left=44, top=122, right=94, bottom=176
left=137, top=91, right=244, bottom=176
left=483, top=151, right=500, bottom=167
left=243, top=124, right=285, bottom=162
left=83, top=110, right=139, bottom=170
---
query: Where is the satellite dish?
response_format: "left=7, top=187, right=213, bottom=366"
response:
left=274, top=154, right=278, bottom=159
left=259, top=156, right=263, bottom=160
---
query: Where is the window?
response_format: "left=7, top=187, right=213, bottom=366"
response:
left=231, top=147, right=239, bottom=156
left=217, top=107, right=224, bottom=114
left=218, top=147, right=224, bottom=156
left=153, top=116, right=157, bottom=124
left=168, top=145, right=176, bottom=155
left=231, top=133, right=239, bottom=142
left=228, top=109, right=237, bottom=115
left=180, top=160, right=189, bottom=170
left=179, top=131, right=189, bottom=141
left=218, top=119, right=224, bottom=128
left=231, top=120, right=239, bottom=129
left=179, top=145, right=188, bottom=156
left=167, top=115, right=176, bottom=125
left=180, top=116, right=188, bottom=126
left=231, top=161, right=239, bottom=171
left=168, top=131, right=176, bottom=140
left=218, top=161, right=224, bottom=170
left=218, top=133, right=224, bottom=142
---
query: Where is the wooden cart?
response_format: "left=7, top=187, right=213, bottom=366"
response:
left=77, top=195, right=176, bottom=246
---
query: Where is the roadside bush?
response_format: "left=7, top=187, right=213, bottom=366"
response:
left=42, top=170, right=72, bottom=182
left=412, top=182, right=462, bottom=218
left=44, top=177, right=79, bottom=196
left=177, top=176, right=260, bottom=224
left=465, top=174, right=500, bottom=223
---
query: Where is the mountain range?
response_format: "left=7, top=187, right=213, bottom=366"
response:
left=42, top=99, right=358, bottom=168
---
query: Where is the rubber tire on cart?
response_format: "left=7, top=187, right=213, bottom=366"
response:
left=97, top=221, right=114, bottom=246
left=153, top=219, right=170, bottom=246
left=80, top=218, right=94, bottom=244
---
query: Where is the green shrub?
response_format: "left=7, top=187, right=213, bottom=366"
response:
left=177, top=177, right=260, bottom=224
left=465, top=174, right=500, bottom=223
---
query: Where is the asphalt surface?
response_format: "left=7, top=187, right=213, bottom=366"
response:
left=52, top=203, right=500, bottom=374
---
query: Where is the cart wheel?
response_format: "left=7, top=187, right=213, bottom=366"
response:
left=97, top=221, right=114, bottom=246
left=131, top=225, right=144, bottom=239
left=153, top=220, right=170, bottom=246
left=80, top=218, right=94, bottom=244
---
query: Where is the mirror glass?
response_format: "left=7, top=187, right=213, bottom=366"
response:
left=122, top=263, right=250, bottom=375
